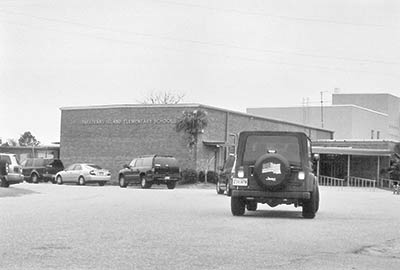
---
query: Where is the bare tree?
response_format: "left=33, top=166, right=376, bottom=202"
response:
left=140, top=91, right=185, bottom=104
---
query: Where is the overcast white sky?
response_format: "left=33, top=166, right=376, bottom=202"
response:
left=1, top=0, right=400, bottom=144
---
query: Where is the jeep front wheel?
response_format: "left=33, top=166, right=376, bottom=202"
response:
left=231, top=196, right=245, bottom=216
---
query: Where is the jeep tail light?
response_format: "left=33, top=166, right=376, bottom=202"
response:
left=6, top=164, right=9, bottom=174
left=237, top=166, right=244, bottom=178
left=298, top=171, right=305, bottom=180
left=89, top=170, right=96, bottom=175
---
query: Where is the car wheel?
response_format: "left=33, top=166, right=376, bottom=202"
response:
left=78, top=176, right=86, bottom=186
left=246, top=201, right=258, bottom=211
left=302, top=185, right=318, bottom=219
left=0, top=177, right=10, bottom=188
left=226, top=182, right=231, bottom=196
left=140, top=176, right=151, bottom=189
left=119, top=175, right=128, bottom=188
left=31, top=173, right=39, bottom=184
left=167, top=181, right=176, bottom=189
left=98, top=181, right=105, bottom=186
left=231, top=196, right=245, bottom=216
left=56, top=176, right=63, bottom=185
left=216, top=181, right=224, bottom=194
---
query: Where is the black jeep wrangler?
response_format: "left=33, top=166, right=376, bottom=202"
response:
left=228, top=131, right=319, bottom=219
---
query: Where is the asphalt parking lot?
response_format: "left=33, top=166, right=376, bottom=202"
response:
left=1, top=183, right=400, bottom=270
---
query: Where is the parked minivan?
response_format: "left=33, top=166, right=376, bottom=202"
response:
left=0, top=153, right=24, bottom=187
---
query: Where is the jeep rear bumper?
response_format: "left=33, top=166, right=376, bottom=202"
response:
left=231, top=190, right=310, bottom=200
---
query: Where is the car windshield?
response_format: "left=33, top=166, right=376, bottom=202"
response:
left=0, top=155, right=12, bottom=164
left=154, top=157, right=178, bottom=167
left=87, top=164, right=102, bottom=170
left=242, top=135, right=301, bottom=165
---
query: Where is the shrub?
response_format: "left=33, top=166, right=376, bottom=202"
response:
left=179, top=169, right=198, bottom=185
left=198, top=170, right=218, bottom=184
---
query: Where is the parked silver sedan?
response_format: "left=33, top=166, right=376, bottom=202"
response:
left=55, top=163, right=111, bottom=186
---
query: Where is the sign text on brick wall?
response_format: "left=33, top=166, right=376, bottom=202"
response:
left=81, top=119, right=176, bottom=125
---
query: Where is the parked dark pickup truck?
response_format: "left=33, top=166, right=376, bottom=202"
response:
left=21, top=158, right=64, bottom=183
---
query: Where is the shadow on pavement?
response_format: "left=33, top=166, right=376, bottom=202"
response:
left=245, top=209, right=304, bottom=219
left=0, top=186, right=40, bottom=198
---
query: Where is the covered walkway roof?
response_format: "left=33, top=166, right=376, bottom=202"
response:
left=312, top=146, right=392, bottom=157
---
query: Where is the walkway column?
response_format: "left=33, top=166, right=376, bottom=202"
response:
left=347, top=155, right=351, bottom=186
left=377, top=156, right=380, bottom=187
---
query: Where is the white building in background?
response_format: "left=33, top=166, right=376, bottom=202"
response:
left=247, top=93, right=400, bottom=141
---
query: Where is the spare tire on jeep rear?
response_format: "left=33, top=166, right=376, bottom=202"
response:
left=254, top=153, right=290, bottom=190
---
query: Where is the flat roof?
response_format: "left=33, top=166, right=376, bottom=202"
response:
left=312, top=146, right=392, bottom=156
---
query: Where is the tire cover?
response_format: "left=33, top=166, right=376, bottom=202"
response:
left=254, top=154, right=290, bottom=190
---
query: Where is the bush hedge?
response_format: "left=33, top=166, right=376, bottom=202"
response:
left=179, top=169, right=198, bottom=185
left=198, top=170, right=218, bottom=184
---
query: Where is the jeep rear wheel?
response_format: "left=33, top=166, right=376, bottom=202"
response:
left=231, top=196, right=245, bottom=216
left=302, top=185, right=319, bottom=219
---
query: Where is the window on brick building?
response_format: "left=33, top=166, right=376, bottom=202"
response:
left=377, top=131, right=380, bottom=139
left=371, top=130, right=374, bottom=139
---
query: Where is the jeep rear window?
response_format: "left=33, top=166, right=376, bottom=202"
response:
left=154, top=157, right=178, bottom=167
left=242, top=135, right=301, bottom=165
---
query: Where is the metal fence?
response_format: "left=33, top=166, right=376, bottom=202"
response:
left=378, top=178, right=397, bottom=189
left=347, top=176, right=376, bottom=188
left=318, top=175, right=376, bottom=189
left=318, top=175, right=345, bottom=186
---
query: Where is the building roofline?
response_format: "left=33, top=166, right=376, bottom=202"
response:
left=247, top=104, right=388, bottom=116
left=332, top=92, right=399, bottom=100
left=60, top=103, right=333, bottom=133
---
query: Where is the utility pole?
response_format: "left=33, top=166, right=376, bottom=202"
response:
left=320, top=91, right=324, bottom=128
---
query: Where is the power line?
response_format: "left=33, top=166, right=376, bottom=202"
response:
left=0, top=8, right=399, bottom=66
left=1, top=19, right=400, bottom=79
left=151, top=0, right=400, bottom=29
